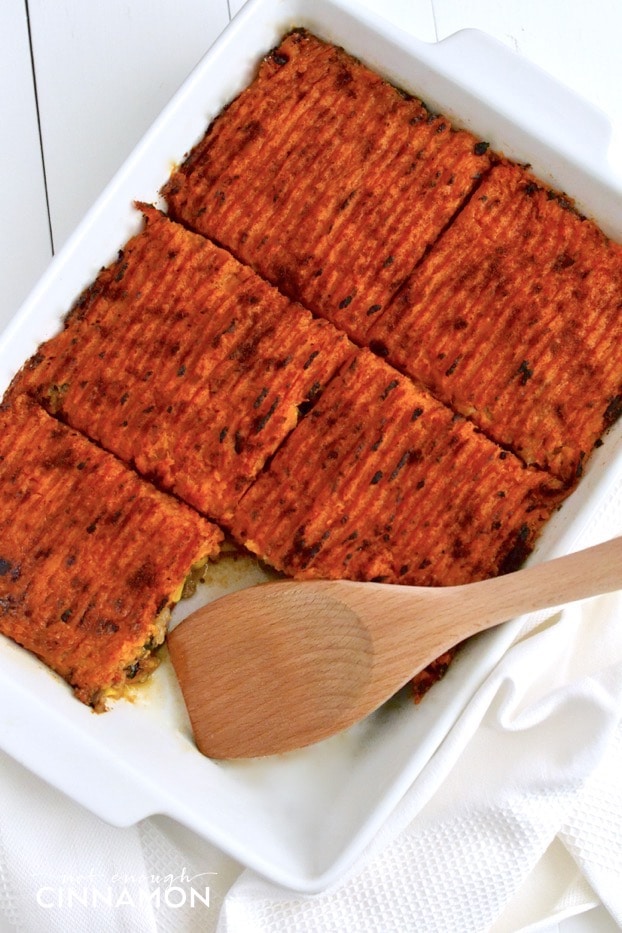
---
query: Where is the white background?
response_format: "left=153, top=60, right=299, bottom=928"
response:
left=1, top=1, right=621, bottom=929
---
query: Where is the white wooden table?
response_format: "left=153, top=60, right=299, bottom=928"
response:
left=1, top=2, right=621, bottom=929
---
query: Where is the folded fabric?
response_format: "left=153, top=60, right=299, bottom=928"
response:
left=217, top=596, right=622, bottom=933
left=558, top=719, right=622, bottom=927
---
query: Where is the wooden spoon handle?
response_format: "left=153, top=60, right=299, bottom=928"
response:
left=168, top=536, right=621, bottom=758
left=358, top=536, right=622, bottom=700
left=453, top=536, right=622, bottom=635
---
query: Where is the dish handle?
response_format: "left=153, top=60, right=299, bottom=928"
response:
left=0, top=671, right=164, bottom=828
left=417, top=27, right=622, bottom=189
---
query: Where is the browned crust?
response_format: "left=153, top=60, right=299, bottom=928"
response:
left=369, top=162, right=622, bottom=484
left=163, top=28, right=491, bottom=343
left=412, top=650, right=455, bottom=702
left=231, top=350, right=566, bottom=586
left=0, top=396, right=222, bottom=708
left=8, top=205, right=354, bottom=524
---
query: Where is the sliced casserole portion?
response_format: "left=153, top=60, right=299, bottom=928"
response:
left=369, top=162, right=622, bottom=484
left=163, top=28, right=491, bottom=343
left=9, top=205, right=353, bottom=524
left=231, top=350, right=566, bottom=586
left=0, top=396, right=222, bottom=709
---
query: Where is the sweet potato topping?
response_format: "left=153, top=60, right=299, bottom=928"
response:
left=9, top=205, right=353, bottom=523
left=231, top=350, right=566, bottom=585
left=0, top=396, right=222, bottom=709
left=163, top=28, right=491, bottom=343
left=369, top=162, right=622, bottom=483
left=3, top=29, right=620, bottom=713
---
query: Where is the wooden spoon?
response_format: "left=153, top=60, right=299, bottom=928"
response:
left=168, top=536, right=622, bottom=759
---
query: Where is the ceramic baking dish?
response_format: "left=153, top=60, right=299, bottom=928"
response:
left=1, top=0, right=621, bottom=893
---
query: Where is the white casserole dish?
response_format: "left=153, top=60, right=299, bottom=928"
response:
left=1, top=0, right=621, bottom=893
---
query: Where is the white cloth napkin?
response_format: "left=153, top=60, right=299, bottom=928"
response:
left=217, top=486, right=622, bottom=933
left=1, top=483, right=621, bottom=932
